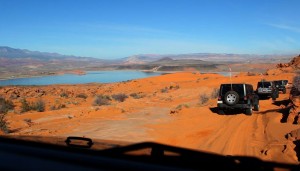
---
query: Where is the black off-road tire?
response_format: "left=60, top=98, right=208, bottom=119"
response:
left=253, top=98, right=259, bottom=111
left=271, top=93, right=276, bottom=100
left=245, top=105, right=253, bottom=115
left=224, top=91, right=239, bottom=106
left=254, top=104, right=259, bottom=111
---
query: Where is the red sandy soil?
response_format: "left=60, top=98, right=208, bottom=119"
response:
left=1, top=69, right=299, bottom=164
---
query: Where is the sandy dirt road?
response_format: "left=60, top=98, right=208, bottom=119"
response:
left=148, top=92, right=300, bottom=163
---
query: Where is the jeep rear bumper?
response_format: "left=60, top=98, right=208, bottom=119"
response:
left=217, top=103, right=251, bottom=109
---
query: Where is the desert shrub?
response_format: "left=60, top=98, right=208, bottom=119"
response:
left=20, top=99, right=31, bottom=113
left=21, top=99, right=45, bottom=112
left=32, top=99, right=45, bottom=112
left=50, top=105, right=56, bottom=111
left=176, top=104, right=189, bottom=110
left=130, top=93, right=139, bottom=99
left=51, top=103, right=66, bottom=110
left=0, top=97, right=13, bottom=133
left=210, top=88, right=219, bottom=99
left=76, top=93, right=88, bottom=99
left=93, top=95, right=111, bottom=106
left=130, top=92, right=145, bottom=99
left=161, top=87, right=169, bottom=93
left=59, top=104, right=66, bottom=108
left=60, top=92, right=69, bottom=98
left=200, top=93, right=209, bottom=104
left=0, top=97, right=14, bottom=114
left=169, top=85, right=179, bottom=90
left=0, top=114, right=9, bottom=134
left=112, top=93, right=128, bottom=102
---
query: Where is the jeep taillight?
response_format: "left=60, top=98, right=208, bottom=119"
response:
left=218, top=96, right=221, bottom=100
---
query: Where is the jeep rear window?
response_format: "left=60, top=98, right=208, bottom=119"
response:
left=220, top=84, right=244, bottom=96
left=274, top=81, right=282, bottom=85
left=257, top=82, right=271, bottom=87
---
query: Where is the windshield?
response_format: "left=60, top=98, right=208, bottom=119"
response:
left=220, top=84, right=244, bottom=96
left=274, top=81, right=282, bottom=85
left=257, top=82, right=271, bottom=88
left=0, top=0, right=299, bottom=167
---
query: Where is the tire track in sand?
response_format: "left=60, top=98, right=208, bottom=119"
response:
left=198, top=114, right=260, bottom=156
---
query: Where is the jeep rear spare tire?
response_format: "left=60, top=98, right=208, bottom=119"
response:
left=224, top=91, right=239, bottom=106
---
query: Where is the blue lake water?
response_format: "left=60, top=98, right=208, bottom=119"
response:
left=0, top=71, right=162, bottom=86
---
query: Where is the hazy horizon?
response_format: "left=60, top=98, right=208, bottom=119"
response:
left=0, top=45, right=297, bottom=60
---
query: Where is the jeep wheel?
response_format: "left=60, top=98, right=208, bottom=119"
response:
left=254, top=104, right=259, bottom=111
left=224, top=91, right=239, bottom=106
left=253, top=98, right=259, bottom=111
left=245, top=106, right=252, bottom=115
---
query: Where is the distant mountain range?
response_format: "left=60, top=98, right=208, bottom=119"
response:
left=0, top=46, right=103, bottom=61
left=0, top=46, right=295, bottom=79
left=123, top=53, right=294, bottom=64
left=0, top=46, right=295, bottom=64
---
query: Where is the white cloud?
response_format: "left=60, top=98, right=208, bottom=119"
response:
left=267, top=23, right=300, bottom=33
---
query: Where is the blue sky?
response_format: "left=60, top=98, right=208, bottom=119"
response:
left=0, top=0, right=299, bottom=59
